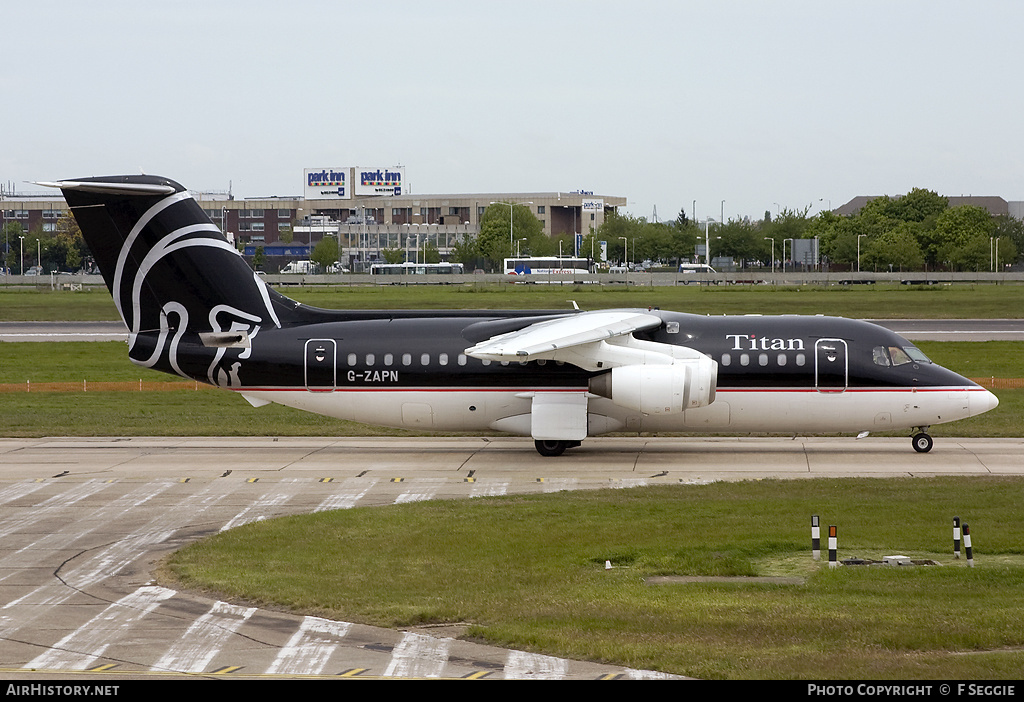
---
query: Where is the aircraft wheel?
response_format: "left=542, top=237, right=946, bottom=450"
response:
left=912, top=433, right=933, bottom=453
left=535, top=439, right=568, bottom=457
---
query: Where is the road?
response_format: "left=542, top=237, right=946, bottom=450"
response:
left=0, top=435, right=1022, bottom=680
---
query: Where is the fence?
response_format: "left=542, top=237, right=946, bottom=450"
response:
left=971, top=378, right=1024, bottom=389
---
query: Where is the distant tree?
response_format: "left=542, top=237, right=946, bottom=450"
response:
left=477, top=202, right=542, bottom=269
left=767, top=206, right=812, bottom=242
left=715, top=218, right=767, bottom=268
left=422, top=240, right=441, bottom=264
left=992, top=215, right=1024, bottom=266
left=252, top=246, right=266, bottom=271
left=665, top=223, right=698, bottom=266
left=887, top=188, right=948, bottom=222
left=2, top=222, right=24, bottom=272
left=53, top=212, right=86, bottom=271
left=933, top=206, right=995, bottom=270
left=310, top=236, right=339, bottom=271
left=449, top=234, right=480, bottom=266
left=861, top=223, right=925, bottom=272
left=381, top=247, right=405, bottom=264
left=595, top=211, right=644, bottom=264
left=578, top=232, right=603, bottom=264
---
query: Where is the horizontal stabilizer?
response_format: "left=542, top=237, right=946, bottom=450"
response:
left=34, top=180, right=177, bottom=196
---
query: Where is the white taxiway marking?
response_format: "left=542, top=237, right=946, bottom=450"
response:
left=384, top=632, right=452, bottom=678
left=220, top=478, right=305, bottom=531
left=314, top=478, right=378, bottom=511
left=265, top=616, right=352, bottom=675
left=395, top=479, right=444, bottom=504
left=151, top=600, right=256, bottom=673
left=26, top=586, right=176, bottom=670
left=505, top=650, right=569, bottom=679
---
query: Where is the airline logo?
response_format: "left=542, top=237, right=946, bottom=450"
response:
left=726, top=334, right=806, bottom=351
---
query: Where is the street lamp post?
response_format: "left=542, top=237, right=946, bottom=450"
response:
left=490, top=200, right=532, bottom=266
left=857, top=234, right=867, bottom=273
left=704, top=219, right=715, bottom=267
left=764, top=237, right=775, bottom=275
left=19, top=236, right=25, bottom=275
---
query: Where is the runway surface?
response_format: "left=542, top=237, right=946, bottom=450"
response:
left=0, top=435, right=1022, bottom=680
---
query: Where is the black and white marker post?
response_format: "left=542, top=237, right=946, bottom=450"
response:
left=812, top=515, right=820, bottom=561
left=963, top=523, right=974, bottom=568
left=953, top=516, right=961, bottom=559
left=828, top=525, right=838, bottom=569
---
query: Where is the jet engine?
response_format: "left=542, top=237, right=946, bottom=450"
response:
left=588, top=356, right=717, bottom=415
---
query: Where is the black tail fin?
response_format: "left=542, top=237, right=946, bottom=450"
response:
left=45, top=175, right=294, bottom=380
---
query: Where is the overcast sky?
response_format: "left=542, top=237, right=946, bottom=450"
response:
left=5, top=1, right=1022, bottom=222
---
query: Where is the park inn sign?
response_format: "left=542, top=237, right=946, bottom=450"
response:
left=303, top=166, right=406, bottom=200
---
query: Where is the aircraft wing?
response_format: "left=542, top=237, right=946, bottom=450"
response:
left=464, top=310, right=664, bottom=369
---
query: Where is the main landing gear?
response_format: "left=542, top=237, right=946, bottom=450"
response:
left=911, top=427, right=933, bottom=453
left=534, top=439, right=582, bottom=457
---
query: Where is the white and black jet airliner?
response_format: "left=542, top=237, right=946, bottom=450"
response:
left=42, top=175, right=999, bottom=456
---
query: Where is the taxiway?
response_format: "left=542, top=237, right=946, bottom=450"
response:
left=0, top=436, right=1021, bottom=680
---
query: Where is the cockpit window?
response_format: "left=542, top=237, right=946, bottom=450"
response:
left=872, top=346, right=891, bottom=367
left=889, top=346, right=913, bottom=366
left=903, top=345, right=931, bottom=363
left=873, top=345, right=932, bottom=367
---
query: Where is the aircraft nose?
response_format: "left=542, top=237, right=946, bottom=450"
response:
left=971, top=388, right=999, bottom=416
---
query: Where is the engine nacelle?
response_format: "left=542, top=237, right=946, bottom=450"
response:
left=589, top=358, right=717, bottom=415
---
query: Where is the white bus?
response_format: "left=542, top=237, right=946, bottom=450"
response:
left=369, top=262, right=465, bottom=275
left=503, top=256, right=592, bottom=275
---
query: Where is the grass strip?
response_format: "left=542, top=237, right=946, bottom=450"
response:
left=4, top=282, right=1024, bottom=320
left=162, top=477, right=1024, bottom=679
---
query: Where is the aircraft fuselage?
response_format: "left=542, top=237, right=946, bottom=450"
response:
left=140, top=308, right=993, bottom=439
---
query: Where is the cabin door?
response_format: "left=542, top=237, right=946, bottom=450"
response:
left=814, top=338, right=848, bottom=392
left=304, top=339, right=337, bottom=392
